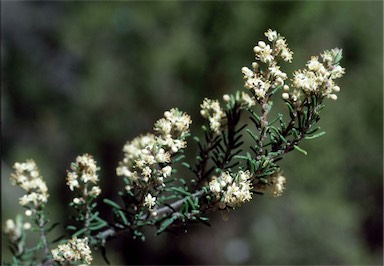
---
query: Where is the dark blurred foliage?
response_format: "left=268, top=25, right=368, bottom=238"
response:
left=1, top=1, right=383, bottom=265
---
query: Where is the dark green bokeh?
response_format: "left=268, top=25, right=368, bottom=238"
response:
left=2, top=1, right=382, bottom=265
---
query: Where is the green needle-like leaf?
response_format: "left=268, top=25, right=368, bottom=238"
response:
left=293, top=145, right=308, bottom=155
left=305, top=131, right=326, bottom=140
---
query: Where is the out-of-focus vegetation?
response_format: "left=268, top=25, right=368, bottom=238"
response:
left=2, top=1, right=382, bottom=265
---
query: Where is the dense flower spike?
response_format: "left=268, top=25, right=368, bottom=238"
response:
left=287, top=48, right=345, bottom=102
left=51, top=237, right=93, bottom=264
left=10, top=160, right=49, bottom=207
left=242, top=29, right=291, bottom=100
left=117, top=108, right=192, bottom=189
left=3, top=216, right=30, bottom=243
left=200, top=98, right=226, bottom=134
left=209, top=171, right=253, bottom=208
left=67, top=154, right=101, bottom=198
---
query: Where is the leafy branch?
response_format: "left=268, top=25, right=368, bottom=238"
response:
left=3, top=29, right=345, bottom=265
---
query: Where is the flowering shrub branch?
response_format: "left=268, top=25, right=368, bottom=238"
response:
left=3, top=29, right=345, bottom=265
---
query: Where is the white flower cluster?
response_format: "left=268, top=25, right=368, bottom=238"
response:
left=3, top=217, right=31, bottom=242
left=51, top=237, right=92, bottom=265
left=209, top=171, right=253, bottom=208
left=223, top=92, right=256, bottom=109
left=255, top=172, right=286, bottom=197
left=66, top=154, right=101, bottom=199
left=283, top=48, right=345, bottom=101
left=10, top=160, right=49, bottom=207
left=200, top=98, right=226, bottom=134
left=116, top=108, right=191, bottom=191
left=242, top=29, right=292, bottom=100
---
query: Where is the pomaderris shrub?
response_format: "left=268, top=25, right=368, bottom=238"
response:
left=3, top=29, right=345, bottom=265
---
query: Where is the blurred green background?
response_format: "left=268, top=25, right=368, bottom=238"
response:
left=1, top=1, right=383, bottom=265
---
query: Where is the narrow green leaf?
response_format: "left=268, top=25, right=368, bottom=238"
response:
left=334, top=49, right=343, bottom=65
left=248, top=109, right=261, bottom=123
left=293, top=145, right=308, bottom=155
left=269, top=114, right=283, bottom=126
left=66, top=225, right=77, bottom=231
left=246, top=129, right=259, bottom=143
left=171, top=187, right=191, bottom=196
left=233, top=155, right=249, bottom=160
left=306, top=126, right=320, bottom=135
left=173, top=154, right=185, bottom=163
left=72, top=227, right=87, bottom=238
left=157, top=216, right=178, bottom=234
left=198, top=216, right=211, bottom=226
left=87, top=211, right=100, bottom=223
left=103, top=199, right=122, bottom=210
left=285, top=102, right=296, bottom=118
left=117, top=210, right=129, bottom=226
left=292, top=128, right=299, bottom=138
left=46, top=222, right=59, bottom=233
left=305, top=131, right=326, bottom=140
left=269, top=84, right=283, bottom=95
left=89, top=221, right=108, bottom=231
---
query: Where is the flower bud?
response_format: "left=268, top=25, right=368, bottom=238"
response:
left=23, top=223, right=31, bottom=230
left=253, top=46, right=261, bottom=53
left=73, top=197, right=81, bottom=204
left=258, top=41, right=266, bottom=48
left=329, top=94, right=338, bottom=100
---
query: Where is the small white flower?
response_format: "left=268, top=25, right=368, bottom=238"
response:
left=265, top=29, right=277, bottom=42
left=161, top=166, right=172, bottom=177
left=223, top=94, right=231, bottom=102
left=88, top=186, right=101, bottom=197
left=142, top=166, right=152, bottom=178
left=209, top=178, right=222, bottom=194
left=73, top=197, right=81, bottom=204
left=143, top=193, right=156, bottom=209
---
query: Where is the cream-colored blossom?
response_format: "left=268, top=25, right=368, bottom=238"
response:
left=242, top=30, right=292, bottom=100
left=161, top=166, right=172, bottom=178
left=154, top=108, right=192, bottom=138
left=117, top=109, right=191, bottom=189
left=265, top=29, right=278, bottom=42
left=51, top=237, right=92, bottom=265
left=88, top=186, right=101, bottom=197
left=10, top=160, right=49, bottom=207
left=209, top=171, right=253, bottom=208
left=3, top=219, right=21, bottom=242
left=67, top=154, right=101, bottom=199
left=253, top=41, right=274, bottom=63
left=239, top=91, right=256, bottom=108
left=143, top=193, right=156, bottom=209
left=200, top=98, right=226, bottom=134
left=286, top=49, right=344, bottom=101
